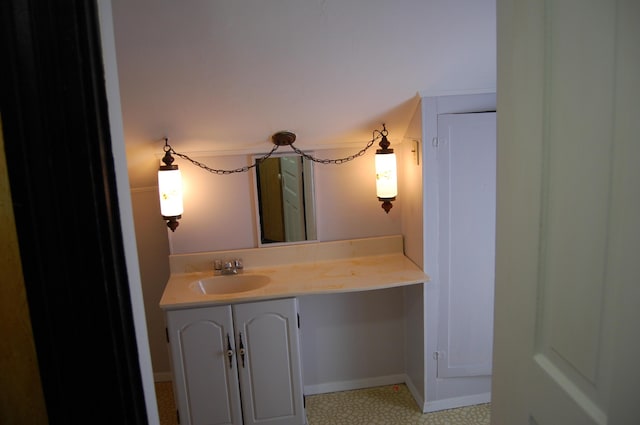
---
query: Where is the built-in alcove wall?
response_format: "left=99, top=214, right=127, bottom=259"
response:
left=131, top=92, right=496, bottom=413
left=131, top=139, right=422, bottom=387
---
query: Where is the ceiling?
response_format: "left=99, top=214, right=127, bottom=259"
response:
left=110, top=0, right=495, bottom=187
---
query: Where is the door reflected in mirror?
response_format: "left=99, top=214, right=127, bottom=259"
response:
left=254, top=154, right=317, bottom=245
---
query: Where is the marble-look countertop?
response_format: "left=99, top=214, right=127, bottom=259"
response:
left=160, top=235, right=430, bottom=310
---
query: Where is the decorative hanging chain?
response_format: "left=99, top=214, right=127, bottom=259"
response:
left=287, top=131, right=380, bottom=165
left=165, top=127, right=386, bottom=174
left=168, top=143, right=281, bottom=175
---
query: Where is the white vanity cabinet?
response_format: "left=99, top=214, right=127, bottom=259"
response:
left=166, top=298, right=305, bottom=425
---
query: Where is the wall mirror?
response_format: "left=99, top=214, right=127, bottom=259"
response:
left=254, top=153, right=317, bottom=246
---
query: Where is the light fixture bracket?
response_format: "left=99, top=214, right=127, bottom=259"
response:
left=378, top=198, right=396, bottom=214
left=376, top=124, right=393, bottom=154
left=160, top=146, right=178, bottom=170
left=163, top=215, right=182, bottom=232
left=272, top=131, right=296, bottom=146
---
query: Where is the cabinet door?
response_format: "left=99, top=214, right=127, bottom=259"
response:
left=233, top=298, right=305, bottom=425
left=167, top=306, right=243, bottom=425
left=436, top=112, right=496, bottom=378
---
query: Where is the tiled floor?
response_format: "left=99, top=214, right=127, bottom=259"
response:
left=154, top=382, right=490, bottom=425
left=155, top=381, right=178, bottom=425
left=305, top=384, right=490, bottom=425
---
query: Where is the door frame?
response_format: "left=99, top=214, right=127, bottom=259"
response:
left=420, top=90, right=496, bottom=412
left=0, top=1, right=149, bottom=423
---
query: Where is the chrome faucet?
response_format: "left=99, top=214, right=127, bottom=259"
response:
left=214, top=258, right=243, bottom=275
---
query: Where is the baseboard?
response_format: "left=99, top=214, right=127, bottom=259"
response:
left=403, top=375, right=425, bottom=410
left=303, top=374, right=405, bottom=395
left=153, top=371, right=173, bottom=382
left=422, top=392, right=491, bottom=413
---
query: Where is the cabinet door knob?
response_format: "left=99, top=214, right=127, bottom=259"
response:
left=226, top=334, right=234, bottom=369
left=238, top=332, right=246, bottom=368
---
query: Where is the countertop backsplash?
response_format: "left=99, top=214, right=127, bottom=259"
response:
left=168, top=235, right=406, bottom=274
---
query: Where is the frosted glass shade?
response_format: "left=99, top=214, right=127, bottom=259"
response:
left=158, top=168, right=183, bottom=217
left=375, top=152, right=397, bottom=199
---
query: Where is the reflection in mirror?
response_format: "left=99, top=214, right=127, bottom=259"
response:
left=254, top=154, right=317, bottom=245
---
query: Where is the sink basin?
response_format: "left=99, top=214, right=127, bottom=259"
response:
left=190, top=274, right=270, bottom=295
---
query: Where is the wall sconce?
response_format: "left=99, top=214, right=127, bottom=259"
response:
left=158, top=124, right=397, bottom=229
left=375, top=124, right=397, bottom=213
left=158, top=138, right=183, bottom=231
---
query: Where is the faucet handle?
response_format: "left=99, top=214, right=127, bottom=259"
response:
left=213, top=259, right=223, bottom=272
left=233, top=258, right=243, bottom=270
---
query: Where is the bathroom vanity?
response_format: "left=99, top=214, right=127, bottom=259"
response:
left=166, top=298, right=303, bottom=425
left=160, top=235, right=429, bottom=425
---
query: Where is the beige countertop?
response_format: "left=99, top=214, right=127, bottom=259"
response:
left=159, top=235, right=430, bottom=310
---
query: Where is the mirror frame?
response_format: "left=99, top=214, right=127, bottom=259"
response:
left=252, top=152, right=318, bottom=247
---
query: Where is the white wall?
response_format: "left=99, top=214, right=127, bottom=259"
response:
left=401, top=101, right=426, bottom=404
left=131, top=188, right=172, bottom=379
left=110, top=0, right=497, bottom=188
left=167, top=146, right=403, bottom=254
left=299, top=289, right=407, bottom=394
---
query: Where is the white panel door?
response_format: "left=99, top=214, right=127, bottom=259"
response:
left=280, top=156, right=305, bottom=242
left=233, top=298, right=305, bottom=425
left=493, top=0, right=640, bottom=424
left=436, top=112, right=496, bottom=379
